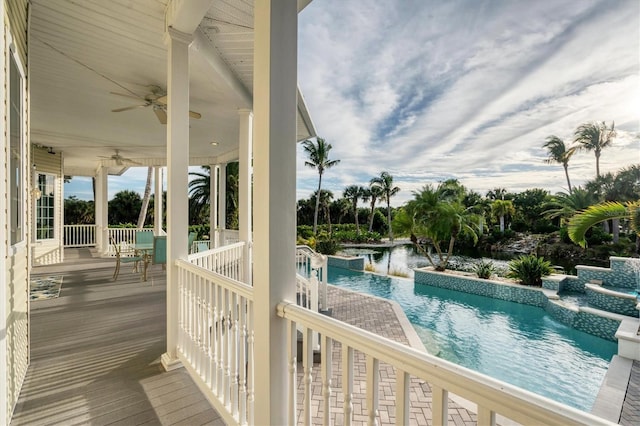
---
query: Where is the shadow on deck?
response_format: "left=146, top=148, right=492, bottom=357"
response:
left=11, top=248, right=224, bottom=426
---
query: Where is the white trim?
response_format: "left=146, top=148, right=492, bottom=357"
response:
left=0, top=2, right=8, bottom=422
left=32, top=171, right=57, bottom=242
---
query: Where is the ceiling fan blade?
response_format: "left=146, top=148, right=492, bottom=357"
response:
left=189, top=110, right=202, bottom=119
left=122, top=158, right=143, bottom=166
left=112, top=104, right=147, bottom=112
left=110, top=91, right=144, bottom=101
left=154, top=108, right=168, bottom=124
left=155, top=95, right=167, bottom=105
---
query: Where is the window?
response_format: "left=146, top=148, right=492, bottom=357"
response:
left=9, top=52, right=24, bottom=245
left=35, top=174, right=55, bottom=240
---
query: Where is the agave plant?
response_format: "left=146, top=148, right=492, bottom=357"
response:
left=568, top=201, right=640, bottom=248
left=507, top=255, right=553, bottom=286
left=473, top=260, right=496, bottom=279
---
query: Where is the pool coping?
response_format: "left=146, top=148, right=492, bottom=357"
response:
left=591, top=355, right=633, bottom=422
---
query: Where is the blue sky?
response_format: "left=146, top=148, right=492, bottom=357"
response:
left=67, top=0, right=639, bottom=206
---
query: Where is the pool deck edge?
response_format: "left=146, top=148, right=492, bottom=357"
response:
left=591, top=355, right=633, bottom=422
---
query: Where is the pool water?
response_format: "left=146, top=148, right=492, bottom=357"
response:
left=328, top=267, right=617, bottom=412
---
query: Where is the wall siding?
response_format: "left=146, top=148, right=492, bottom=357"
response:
left=5, top=0, right=27, bottom=65
left=32, top=148, right=63, bottom=265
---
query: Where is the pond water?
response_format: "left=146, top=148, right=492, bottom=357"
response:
left=328, top=266, right=617, bottom=412
left=341, top=244, right=605, bottom=277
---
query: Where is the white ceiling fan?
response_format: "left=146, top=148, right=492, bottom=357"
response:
left=111, top=85, right=202, bottom=124
left=99, top=149, right=142, bottom=166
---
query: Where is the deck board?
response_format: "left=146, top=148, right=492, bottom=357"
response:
left=10, top=248, right=223, bottom=426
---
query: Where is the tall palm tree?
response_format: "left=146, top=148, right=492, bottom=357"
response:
left=137, top=167, right=153, bottom=228
left=542, top=187, right=595, bottom=224
left=486, top=187, right=507, bottom=201
left=365, top=184, right=384, bottom=232
left=574, top=121, right=616, bottom=178
left=491, top=199, right=515, bottom=233
left=302, top=138, right=340, bottom=234
left=543, top=136, right=576, bottom=193
left=343, top=185, right=365, bottom=236
left=371, top=171, right=400, bottom=242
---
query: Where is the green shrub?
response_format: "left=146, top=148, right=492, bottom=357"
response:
left=316, top=238, right=340, bottom=255
left=332, top=229, right=381, bottom=243
left=507, top=255, right=553, bottom=286
left=473, top=260, right=496, bottom=279
left=586, top=226, right=613, bottom=246
left=297, top=225, right=315, bottom=239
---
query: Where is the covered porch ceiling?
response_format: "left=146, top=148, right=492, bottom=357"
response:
left=29, top=0, right=316, bottom=177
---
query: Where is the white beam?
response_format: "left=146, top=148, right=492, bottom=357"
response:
left=253, top=1, right=299, bottom=423
left=238, top=109, right=253, bottom=284
left=162, top=27, right=192, bottom=372
left=154, top=167, right=163, bottom=235
left=210, top=164, right=218, bottom=247
left=165, top=0, right=213, bottom=34
left=0, top=0, right=7, bottom=421
left=95, top=166, right=108, bottom=255
left=218, top=163, right=227, bottom=230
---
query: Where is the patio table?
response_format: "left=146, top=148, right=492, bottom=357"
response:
left=132, top=243, right=154, bottom=281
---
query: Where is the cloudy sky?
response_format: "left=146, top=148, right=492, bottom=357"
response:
left=296, top=0, right=639, bottom=206
left=67, top=0, right=639, bottom=205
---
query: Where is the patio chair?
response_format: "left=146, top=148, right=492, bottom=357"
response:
left=196, top=242, right=209, bottom=253
left=150, top=236, right=167, bottom=286
left=135, top=230, right=154, bottom=245
left=188, top=231, right=197, bottom=253
left=111, top=237, right=144, bottom=281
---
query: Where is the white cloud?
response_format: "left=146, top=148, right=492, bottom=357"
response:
left=298, top=0, right=640, bottom=206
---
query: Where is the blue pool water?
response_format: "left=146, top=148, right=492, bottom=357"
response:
left=328, top=267, right=617, bottom=412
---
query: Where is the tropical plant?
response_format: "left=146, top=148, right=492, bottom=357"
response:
left=64, top=196, right=95, bottom=224
left=364, top=184, right=384, bottom=232
left=486, top=187, right=507, bottom=200
left=507, top=255, right=553, bottom=286
left=568, top=201, right=640, bottom=248
left=543, top=136, right=576, bottom=193
left=302, top=137, right=340, bottom=234
left=491, top=199, right=515, bottom=233
left=473, top=260, right=496, bottom=279
left=392, top=184, right=480, bottom=271
left=312, top=189, right=334, bottom=233
left=343, top=185, right=366, bottom=236
left=542, top=187, right=595, bottom=224
left=574, top=121, right=616, bottom=178
left=371, top=171, right=400, bottom=242
left=188, top=163, right=239, bottom=228
left=108, top=190, right=142, bottom=224
left=331, top=197, right=352, bottom=224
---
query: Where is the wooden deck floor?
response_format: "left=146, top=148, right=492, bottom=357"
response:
left=11, top=248, right=224, bottom=426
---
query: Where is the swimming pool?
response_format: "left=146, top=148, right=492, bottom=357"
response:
left=328, top=266, right=617, bottom=412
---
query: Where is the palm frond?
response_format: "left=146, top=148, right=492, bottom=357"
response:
left=567, top=201, right=628, bottom=247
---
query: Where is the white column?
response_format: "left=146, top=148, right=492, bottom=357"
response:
left=218, top=162, right=227, bottom=232
left=161, top=27, right=192, bottom=371
left=154, top=166, right=163, bottom=235
left=95, top=166, right=108, bottom=255
left=238, top=109, right=253, bottom=284
left=209, top=164, right=219, bottom=247
left=0, top=0, right=7, bottom=421
left=253, top=1, right=298, bottom=423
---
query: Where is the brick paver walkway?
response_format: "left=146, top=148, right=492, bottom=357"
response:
left=621, top=360, right=640, bottom=425
left=296, top=286, right=477, bottom=425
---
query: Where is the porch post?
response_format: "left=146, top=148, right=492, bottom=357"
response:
left=95, top=166, right=108, bottom=254
left=161, top=27, right=192, bottom=371
left=238, top=109, right=253, bottom=284
left=154, top=166, right=163, bottom=235
left=210, top=164, right=218, bottom=247
left=253, top=0, right=298, bottom=423
left=218, top=162, right=227, bottom=231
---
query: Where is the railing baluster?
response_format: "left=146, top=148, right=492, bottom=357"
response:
left=303, top=327, right=313, bottom=426
left=224, top=288, right=231, bottom=408
left=247, top=300, right=255, bottom=425
left=231, top=293, right=239, bottom=416
left=432, top=384, right=448, bottom=426
left=366, top=356, right=380, bottom=426
left=478, top=406, right=496, bottom=426
left=287, top=318, right=297, bottom=424
left=342, top=345, right=354, bottom=426
left=322, top=335, right=333, bottom=426
left=239, top=296, right=248, bottom=425
left=216, top=284, right=224, bottom=396
left=396, top=370, right=409, bottom=426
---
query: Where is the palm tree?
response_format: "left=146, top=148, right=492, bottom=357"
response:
left=188, top=167, right=211, bottom=222
left=491, top=199, right=515, bottom=233
left=137, top=167, right=153, bottom=228
left=574, top=121, right=616, bottom=178
left=542, top=187, right=595, bottom=224
left=543, top=136, right=576, bottom=193
left=371, top=171, right=400, bottom=242
left=365, top=184, right=384, bottom=232
left=311, top=189, right=334, bottom=233
left=393, top=184, right=480, bottom=271
left=486, top=187, right=507, bottom=201
left=343, top=185, right=366, bottom=236
left=302, top=138, right=340, bottom=234
left=569, top=201, right=640, bottom=249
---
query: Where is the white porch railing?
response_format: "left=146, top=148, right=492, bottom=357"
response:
left=277, top=301, right=615, bottom=426
left=176, top=259, right=254, bottom=426
left=63, top=224, right=96, bottom=247
left=188, top=241, right=245, bottom=283
left=296, top=245, right=328, bottom=311
left=211, top=228, right=240, bottom=247
left=106, top=228, right=154, bottom=257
